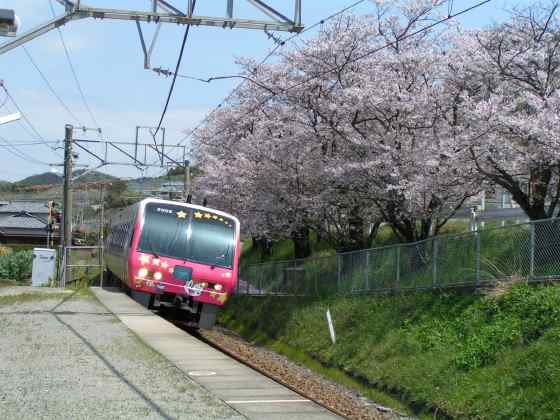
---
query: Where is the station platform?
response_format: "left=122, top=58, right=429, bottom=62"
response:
left=91, top=287, right=340, bottom=420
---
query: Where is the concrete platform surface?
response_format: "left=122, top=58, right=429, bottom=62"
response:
left=91, top=287, right=341, bottom=420
left=0, top=288, right=243, bottom=420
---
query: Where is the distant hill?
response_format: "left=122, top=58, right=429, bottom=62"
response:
left=16, top=172, right=62, bottom=186
left=73, top=170, right=119, bottom=184
left=13, top=170, right=119, bottom=189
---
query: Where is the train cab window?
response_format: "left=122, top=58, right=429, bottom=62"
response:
left=138, top=203, right=189, bottom=259
left=189, top=212, right=235, bottom=268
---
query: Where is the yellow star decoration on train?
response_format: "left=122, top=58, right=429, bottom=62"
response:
left=204, top=213, right=212, bottom=219
left=219, top=218, right=224, bottom=222
left=194, top=211, right=203, bottom=219
left=212, top=215, right=218, bottom=220
left=177, top=211, right=187, bottom=219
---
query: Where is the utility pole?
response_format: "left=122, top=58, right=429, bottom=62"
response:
left=62, top=124, right=74, bottom=286
left=184, top=159, right=192, bottom=203
left=99, top=183, right=105, bottom=288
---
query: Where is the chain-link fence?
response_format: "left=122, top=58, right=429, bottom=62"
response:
left=237, top=218, right=560, bottom=296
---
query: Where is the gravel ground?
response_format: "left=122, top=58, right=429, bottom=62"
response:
left=0, top=289, right=245, bottom=420
left=200, top=328, right=414, bottom=420
left=0, top=286, right=72, bottom=296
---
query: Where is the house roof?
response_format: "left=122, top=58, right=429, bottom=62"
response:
left=0, top=201, right=48, bottom=214
left=0, top=214, right=46, bottom=229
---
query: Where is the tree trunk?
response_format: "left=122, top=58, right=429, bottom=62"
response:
left=292, top=227, right=311, bottom=259
left=252, top=237, right=273, bottom=258
left=347, top=208, right=368, bottom=251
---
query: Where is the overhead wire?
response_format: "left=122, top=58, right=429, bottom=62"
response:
left=0, top=141, right=59, bottom=146
left=187, top=0, right=494, bottom=146
left=47, top=0, right=103, bottom=136
left=0, top=135, right=53, bottom=166
left=153, top=0, right=197, bottom=140
left=0, top=81, right=61, bottom=154
left=155, top=0, right=370, bottom=169
left=22, top=45, right=83, bottom=126
left=0, top=91, right=7, bottom=109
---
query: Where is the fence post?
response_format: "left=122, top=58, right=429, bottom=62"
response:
left=475, top=232, right=481, bottom=287
left=365, top=251, right=370, bottom=291
left=395, top=246, right=400, bottom=291
left=529, top=221, right=535, bottom=280
left=259, top=270, right=264, bottom=295
left=432, top=238, right=438, bottom=289
left=337, top=254, right=342, bottom=293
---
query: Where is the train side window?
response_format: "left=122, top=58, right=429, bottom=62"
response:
left=129, top=223, right=135, bottom=247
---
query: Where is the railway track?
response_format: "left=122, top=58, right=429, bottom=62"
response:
left=157, top=306, right=409, bottom=420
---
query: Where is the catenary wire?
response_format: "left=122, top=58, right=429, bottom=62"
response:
left=0, top=81, right=61, bottom=154
left=22, top=46, right=83, bottom=126
left=153, top=0, right=198, bottom=140
left=176, top=0, right=370, bottom=146
left=153, top=0, right=370, bottom=169
left=0, top=135, right=53, bottom=166
left=189, top=0, right=494, bottom=146
left=48, top=0, right=103, bottom=136
left=0, top=91, right=7, bottom=109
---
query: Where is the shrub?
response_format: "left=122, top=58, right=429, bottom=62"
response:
left=0, top=250, right=33, bottom=283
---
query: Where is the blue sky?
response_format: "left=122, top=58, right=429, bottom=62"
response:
left=0, top=0, right=534, bottom=181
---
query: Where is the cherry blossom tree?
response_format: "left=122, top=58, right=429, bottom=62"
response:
left=451, top=2, right=560, bottom=220
left=193, top=0, right=484, bottom=251
left=267, top=4, right=480, bottom=243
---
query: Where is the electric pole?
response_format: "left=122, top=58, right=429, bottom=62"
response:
left=62, top=124, right=74, bottom=286
left=184, top=159, right=192, bottom=203
left=99, top=183, right=105, bottom=288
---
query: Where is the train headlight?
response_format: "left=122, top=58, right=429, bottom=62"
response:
left=200, top=282, right=208, bottom=289
left=214, top=284, right=223, bottom=292
left=152, top=258, right=160, bottom=266
left=138, top=268, right=148, bottom=278
left=153, top=271, right=163, bottom=281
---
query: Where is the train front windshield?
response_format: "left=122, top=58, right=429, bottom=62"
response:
left=138, top=203, right=235, bottom=268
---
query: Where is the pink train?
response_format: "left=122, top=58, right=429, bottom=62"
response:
left=105, top=198, right=240, bottom=328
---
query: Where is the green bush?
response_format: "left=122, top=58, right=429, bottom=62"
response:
left=0, top=250, right=33, bottom=283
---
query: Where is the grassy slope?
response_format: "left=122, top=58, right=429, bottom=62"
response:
left=221, top=283, right=560, bottom=419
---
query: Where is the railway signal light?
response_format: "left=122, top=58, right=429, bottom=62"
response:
left=0, top=9, right=20, bottom=37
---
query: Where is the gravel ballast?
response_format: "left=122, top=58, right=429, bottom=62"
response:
left=0, top=289, right=244, bottom=420
left=199, top=327, right=414, bottom=420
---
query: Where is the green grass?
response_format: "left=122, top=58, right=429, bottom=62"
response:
left=221, top=282, right=560, bottom=419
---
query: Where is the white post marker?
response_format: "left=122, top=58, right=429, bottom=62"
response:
left=326, top=309, right=336, bottom=344
left=0, top=112, right=20, bottom=125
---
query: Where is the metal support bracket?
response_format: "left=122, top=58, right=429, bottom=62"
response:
left=73, top=134, right=184, bottom=169
left=0, top=0, right=303, bottom=56
left=136, top=21, right=162, bottom=69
